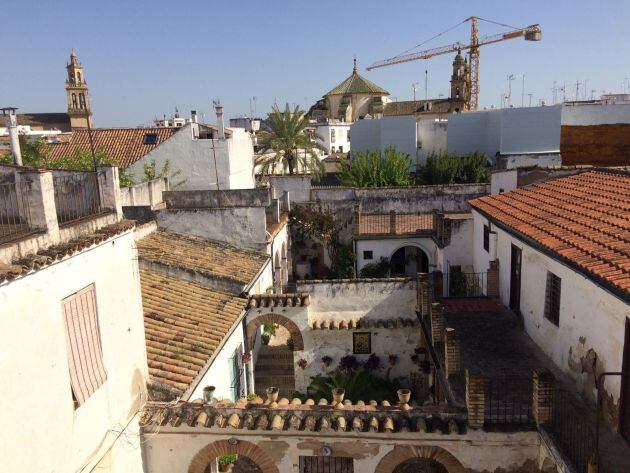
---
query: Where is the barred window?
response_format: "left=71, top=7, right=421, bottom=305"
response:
left=62, top=284, right=107, bottom=406
left=544, top=272, right=561, bottom=326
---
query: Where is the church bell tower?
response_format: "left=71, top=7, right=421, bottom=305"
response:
left=66, top=50, right=93, bottom=129
left=450, top=50, right=469, bottom=112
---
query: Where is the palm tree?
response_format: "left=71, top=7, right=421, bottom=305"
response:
left=257, top=103, right=324, bottom=178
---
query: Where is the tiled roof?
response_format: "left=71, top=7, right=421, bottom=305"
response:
left=469, top=170, right=630, bottom=298
left=325, top=70, right=389, bottom=96
left=266, top=212, right=289, bottom=241
left=383, top=99, right=451, bottom=117
left=141, top=399, right=466, bottom=434
left=310, top=317, right=419, bottom=330
left=137, top=230, right=269, bottom=288
left=358, top=213, right=433, bottom=236
left=0, top=220, right=135, bottom=283
left=141, top=269, right=247, bottom=393
left=17, top=113, right=71, bottom=132
left=247, top=293, right=310, bottom=309
left=46, top=127, right=180, bottom=168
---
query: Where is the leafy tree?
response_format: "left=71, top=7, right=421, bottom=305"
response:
left=360, top=257, right=391, bottom=278
left=257, top=103, right=324, bottom=178
left=141, top=158, right=186, bottom=188
left=289, top=204, right=354, bottom=278
left=338, top=147, right=413, bottom=187
left=118, top=168, right=136, bottom=188
left=420, top=151, right=490, bottom=185
left=1, top=136, right=51, bottom=168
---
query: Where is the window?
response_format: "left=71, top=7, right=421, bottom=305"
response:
left=544, top=271, right=561, bottom=326
left=363, top=250, right=373, bottom=260
left=143, top=133, right=158, bottom=145
left=62, top=284, right=107, bottom=406
left=300, top=456, right=354, bottom=472
left=330, top=129, right=336, bottom=143
left=353, top=332, right=371, bottom=354
left=483, top=224, right=490, bottom=252
left=79, top=93, right=85, bottom=110
left=72, top=93, right=78, bottom=109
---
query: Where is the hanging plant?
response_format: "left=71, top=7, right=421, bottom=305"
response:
left=297, top=358, right=308, bottom=370
left=321, top=355, right=333, bottom=367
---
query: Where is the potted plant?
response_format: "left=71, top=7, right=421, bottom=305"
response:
left=261, top=333, right=270, bottom=345
left=332, top=388, right=345, bottom=408
left=203, top=386, right=216, bottom=403
left=321, top=355, right=333, bottom=367
left=339, top=355, right=360, bottom=372
left=297, top=358, right=308, bottom=370
left=218, top=454, right=237, bottom=472
left=397, top=388, right=412, bottom=411
left=241, top=352, right=252, bottom=364
left=265, top=387, right=279, bottom=405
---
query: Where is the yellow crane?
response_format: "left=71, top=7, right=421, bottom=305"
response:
left=367, top=17, right=542, bottom=111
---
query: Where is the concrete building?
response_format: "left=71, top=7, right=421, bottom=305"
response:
left=469, top=169, right=630, bottom=436
left=0, top=165, right=147, bottom=472
left=314, top=121, right=351, bottom=154
left=309, top=60, right=391, bottom=122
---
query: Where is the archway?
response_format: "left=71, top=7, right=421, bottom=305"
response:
left=188, top=439, right=278, bottom=473
left=247, top=313, right=303, bottom=398
left=374, top=446, right=466, bottom=473
left=390, top=246, right=429, bottom=277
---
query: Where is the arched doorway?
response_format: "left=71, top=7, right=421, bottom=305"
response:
left=188, top=439, right=278, bottom=473
left=390, top=246, right=429, bottom=277
left=247, top=313, right=303, bottom=398
left=374, top=446, right=466, bottom=473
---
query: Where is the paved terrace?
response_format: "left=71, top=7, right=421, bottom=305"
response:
left=440, top=298, right=630, bottom=473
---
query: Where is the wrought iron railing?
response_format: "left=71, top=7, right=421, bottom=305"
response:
left=0, top=181, right=35, bottom=244
left=543, top=388, right=596, bottom=473
left=446, top=271, right=486, bottom=298
left=484, top=376, right=534, bottom=427
left=53, top=172, right=103, bottom=225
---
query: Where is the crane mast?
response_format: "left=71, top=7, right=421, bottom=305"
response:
left=366, top=18, right=541, bottom=111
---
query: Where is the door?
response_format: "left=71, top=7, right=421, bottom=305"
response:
left=299, top=457, right=354, bottom=473
left=509, top=245, right=522, bottom=314
left=620, top=318, right=630, bottom=443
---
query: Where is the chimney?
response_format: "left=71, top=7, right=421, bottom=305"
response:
left=190, top=110, right=198, bottom=124
left=213, top=101, right=225, bottom=139
left=1, top=107, right=22, bottom=165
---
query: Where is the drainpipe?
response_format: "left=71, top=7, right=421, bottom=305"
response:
left=2, top=107, right=22, bottom=165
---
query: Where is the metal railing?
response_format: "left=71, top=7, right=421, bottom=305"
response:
left=0, top=181, right=34, bottom=244
left=53, top=172, right=103, bottom=225
left=446, top=271, right=486, bottom=298
left=357, top=212, right=434, bottom=236
left=544, top=388, right=596, bottom=473
left=484, top=376, right=534, bottom=427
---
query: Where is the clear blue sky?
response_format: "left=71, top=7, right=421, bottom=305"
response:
left=2, top=0, right=629, bottom=127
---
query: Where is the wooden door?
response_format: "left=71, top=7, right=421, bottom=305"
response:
left=509, top=245, right=522, bottom=315
left=620, top=318, right=630, bottom=443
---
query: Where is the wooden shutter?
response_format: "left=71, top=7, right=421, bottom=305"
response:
left=62, top=284, right=107, bottom=406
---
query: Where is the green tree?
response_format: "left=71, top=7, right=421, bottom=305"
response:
left=0, top=136, right=50, bottom=168
left=420, top=151, right=490, bottom=185
left=257, top=103, right=324, bottom=178
left=142, top=158, right=186, bottom=188
left=338, top=147, right=413, bottom=187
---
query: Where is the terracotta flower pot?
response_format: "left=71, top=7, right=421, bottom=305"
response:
left=266, top=387, right=279, bottom=405
left=332, top=388, right=345, bottom=408
left=398, top=389, right=412, bottom=411
left=203, top=386, right=216, bottom=403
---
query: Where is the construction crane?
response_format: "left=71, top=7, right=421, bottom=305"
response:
left=367, top=17, right=541, bottom=111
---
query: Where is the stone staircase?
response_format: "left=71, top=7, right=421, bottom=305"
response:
left=254, top=345, right=295, bottom=398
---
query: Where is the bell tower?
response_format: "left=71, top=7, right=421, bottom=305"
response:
left=66, top=50, right=93, bottom=129
left=450, top=50, right=469, bottom=112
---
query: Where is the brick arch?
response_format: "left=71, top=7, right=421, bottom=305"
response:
left=188, top=439, right=278, bottom=473
left=374, top=445, right=466, bottom=473
left=246, top=313, right=304, bottom=351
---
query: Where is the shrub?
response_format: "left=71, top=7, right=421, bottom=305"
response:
left=306, top=368, right=402, bottom=402
left=420, top=151, right=490, bottom=185
left=338, top=147, right=413, bottom=187
left=360, top=257, right=390, bottom=278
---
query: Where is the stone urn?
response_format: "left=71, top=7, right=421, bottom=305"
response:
left=397, top=389, right=412, bottom=411
left=203, top=386, right=216, bottom=403
left=332, top=388, right=345, bottom=408
left=266, top=387, right=279, bottom=406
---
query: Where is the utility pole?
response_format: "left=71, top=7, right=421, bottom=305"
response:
left=425, top=70, right=428, bottom=100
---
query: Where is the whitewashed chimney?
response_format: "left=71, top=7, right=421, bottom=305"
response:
left=190, top=110, right=198, bottom=124
left=2, top=107, right=22, bottom=165
left=214, top=101, right=225, bottom=139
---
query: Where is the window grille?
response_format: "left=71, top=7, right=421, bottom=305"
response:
left=544, top=271, right=561, bottom=326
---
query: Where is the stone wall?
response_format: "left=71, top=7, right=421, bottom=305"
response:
left=164, top=187, right=271, bottom=208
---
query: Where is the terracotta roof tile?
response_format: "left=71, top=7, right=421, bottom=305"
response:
left=137, top=230, right=269, bottom=288
left=46, top=127, right=181, bottom=168
left=141, top=269, right=247, bottom=393
left=469, top=170, right=630, bottom=298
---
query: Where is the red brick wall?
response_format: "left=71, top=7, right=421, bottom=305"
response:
left=561, top=124, right=630, bottom=165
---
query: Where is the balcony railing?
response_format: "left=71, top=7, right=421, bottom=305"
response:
left=53, top=172, right=103, bottom=225
left=0, top=181, right=35, bottom=244
left=484, top=376, right=534, bottom=427
left=445, top=271, right=486, bottom=298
